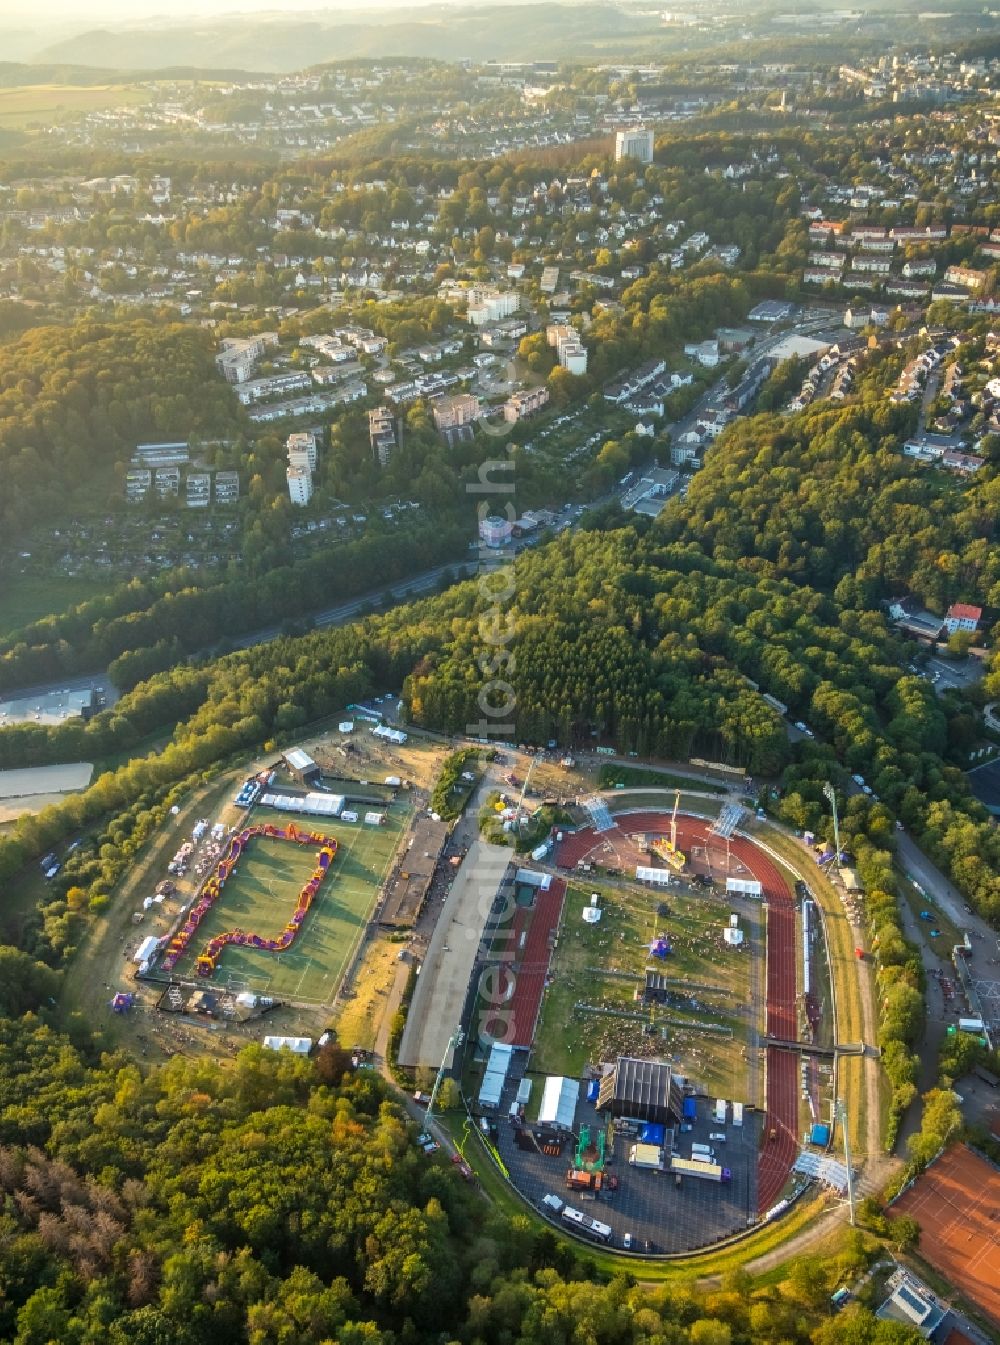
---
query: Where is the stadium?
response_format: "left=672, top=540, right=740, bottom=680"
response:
left=459, top=802, right=822, bottom=1255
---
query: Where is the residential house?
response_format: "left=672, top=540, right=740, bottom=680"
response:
left=944, top=602, right=982, bottom=634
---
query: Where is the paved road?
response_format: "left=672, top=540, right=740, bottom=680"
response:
left=230, top=561, right=467, bottom=651
left=893, top=885, right=954, bottom=1154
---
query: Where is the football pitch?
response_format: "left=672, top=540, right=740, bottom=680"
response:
left=170, top=806, right=407, bottom=1002
left=529, top=880, right=755, bottom=1099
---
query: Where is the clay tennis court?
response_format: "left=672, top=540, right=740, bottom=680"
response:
left=891, top=1144, right=1000, bottom=1326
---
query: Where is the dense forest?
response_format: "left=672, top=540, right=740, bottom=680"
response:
left=0, top=1002, right=931, bottom=1345
left=0, top=321, right=241, bottom=548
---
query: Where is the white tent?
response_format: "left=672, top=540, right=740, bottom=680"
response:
left=263, top=1035, right=313, bottom=1054
left=636, top=865, right=672, bottom=886
left=260, top=791, right=343, bottom=817
left=726, top=877, right=762, bottom=897
left=478, top=1041, right=514, bottom=1108
left=538, top=1076, right=579, bottom=1130
left=133, top=934, right=160, bottom=965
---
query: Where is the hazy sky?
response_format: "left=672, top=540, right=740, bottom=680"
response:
left=0, top=0, right=465, bottom=17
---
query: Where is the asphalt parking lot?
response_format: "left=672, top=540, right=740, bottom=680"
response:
left=925, top=654, right=984, bottom=692
left=486, top=1075, right=759, bottom=1254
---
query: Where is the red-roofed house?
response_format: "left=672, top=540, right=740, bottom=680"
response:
left=944, top=603, right=982, bottom=634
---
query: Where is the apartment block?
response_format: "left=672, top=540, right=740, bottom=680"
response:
left=125, top=468, right=152, bottom=503
left=214, top=471, right=240, bottom=504
left=503, top=386, right=550, bottom=422
left=432, top=393, right=481, bottom=430
left=466, top=287, right=520, bottom=327
left=286, top=430, right=318, bottom=473
left=154, top=466, right=181, bottom=497
left=369, top=407, right=397, bottom=467
left=215, top=331, right=279, bottom=384
left=186, top=471, right=211, bottom=508
left=546, top=323, right=588, bottom=375
left=615, top=127, right=654, bottom=164
left=286, top=464, right=313, bottom=507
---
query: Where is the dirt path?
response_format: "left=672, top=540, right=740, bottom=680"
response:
left=375, top=958, right=412, bottom=1068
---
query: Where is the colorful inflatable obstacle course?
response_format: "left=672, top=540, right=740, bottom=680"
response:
left=160, top=821, right=337, bottom=977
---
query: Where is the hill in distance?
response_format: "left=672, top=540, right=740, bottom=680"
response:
left=29, top=3, right=664, bottom=72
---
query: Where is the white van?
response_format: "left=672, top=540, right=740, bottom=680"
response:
left=709, top=1131, right=727, bottom=1143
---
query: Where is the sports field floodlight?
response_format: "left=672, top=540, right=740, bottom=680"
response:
left=426, top=1028, right=461, bottom=1125
left=836, top=1098, right=856, bottom=1226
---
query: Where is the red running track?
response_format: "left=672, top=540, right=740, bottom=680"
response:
left=555, top=813, right=798, bottom=1212
left=508, top=877, right=567, bottom=1048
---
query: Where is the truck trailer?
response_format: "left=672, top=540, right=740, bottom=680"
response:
left=628, top=1143, right=665, bottom=1170
left=670, top=1157, right=731, bottom=1183
left=566, top=1168, right=603, bottom=1191
left=562, top=1205, right=612, bottom=1242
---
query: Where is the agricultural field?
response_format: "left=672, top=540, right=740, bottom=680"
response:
left=169, top=805, right=407, bottom=1003
left=530, top=878, right=760, bottom=1103
left=0, top=84, right=153, bottom=128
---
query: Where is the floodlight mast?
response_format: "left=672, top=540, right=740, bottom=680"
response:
left=836, top=1098, right=856, bottom=1225
left=514, top=754, right=538, bottom=831
left=822, top=781, right=841, bottom=873
left=426, top=1027, right=463, bottom=1126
